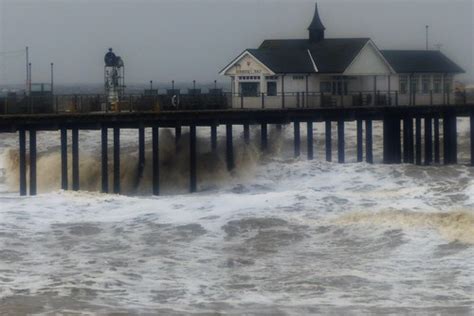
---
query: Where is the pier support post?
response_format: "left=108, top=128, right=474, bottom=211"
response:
left=365, top=120, right=373, bottom=163
left=113, top=127, right=120, bottom=194
left=211, top=124, right=217, bottom=152
left=152, top=127, right=160, bottom=195
left=403, top=118, right=414, bottom=164
left=415, top=117, right=422, bottom=165
left=72, top=128, right=79, bottom=191
left=434, top=116, right=440, bottom=163
left=424, top=117, right=433, bottom=165
left=261, top=123, right=268, bottom=151
left=190, top=125, right=197, bottom=193
left=471, top=113, right=474, bottom=166
left=357, top=119, right=363, bottom=162
left=294, top=121, right=300, bottom=158
left=19, top=129, right=27, bottom=196
left=175, top=125, right=182, bottom=150
left=443, top=114, right=457, bottom=164
left=383, top=117, right=401, bottom=164
left=337, top=119, right=344, bottom=163
left=307, top=121, right=313, bottom=160
left=138, top=126, right=145, bottom=174
left=226, top=124, right=234, bottom=171
left=243, top=124, right=250, bottom=145
left=325, top=120, right=332, bottom=162
left=101, top=127, right=108, bottom=193
left=61, top=128, right=68, bottom=190
left=29, top=130, right=37, bottom=196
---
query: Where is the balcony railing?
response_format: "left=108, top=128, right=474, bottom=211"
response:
left=0, top=90, right=470, bottom=115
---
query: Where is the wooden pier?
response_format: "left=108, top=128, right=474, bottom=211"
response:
left=1, top=103, right=474, bottom=196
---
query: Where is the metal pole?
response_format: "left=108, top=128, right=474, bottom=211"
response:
left=426, top=25, right=429, bottom=50
left=25, top=46, right=29, bottom=94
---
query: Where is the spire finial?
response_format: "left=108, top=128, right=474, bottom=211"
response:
left=308, top=3, right=325, bottom=43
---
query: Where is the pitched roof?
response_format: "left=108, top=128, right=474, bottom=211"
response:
left=258, top=38, right=370, bottom=73
left=381, top=50, right=464, bottom=73
left=247, top=48, right=315, bottom=73
left=309, top=38, right=370, bottom=73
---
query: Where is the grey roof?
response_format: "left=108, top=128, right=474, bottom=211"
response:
left=381, top=50, right=464, bottom=73
left=308, top=3, right=326, bottom=31
left=247, top=49, right=315, bottom=73
left=309, top=38, right=370, bottom=73
left=257, top=38, right=370, bottom=73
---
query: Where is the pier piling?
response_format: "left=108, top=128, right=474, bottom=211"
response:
left=443, top=114, right=457, bottom=164
left=261, top=123, right=268, bottom=151
left=101, top=127, right=108, bottom=193
left=175, top=125, right=182, bottom=150
left=357, top=119, right=363, bottom=162
left=226, top=124, right=234, bottom=171
left=152, top=127, right=160, bottom=195
left=424, top=117, right=433, bottom=165
left=190, top=125, right=197, bottom=193
left=19, top=129, right=27, bottom=196
left=403, top=118, right=414, bottom=164
left=211, top=124, right=217, bottom=152
left=434, top=116, right=440, bottom=163
left=307, top=121, right=313, bottom=160
left=61, top=128, right=68, bottom=190
left=113, top=127, right=120, bottom=194
left=72, top=128, right=79, bottom=191
left=138, top=126, right=145, bottom=174
left=325, top=120, right=331, bottom=162
left=415, top=117, right=422, bottom=165
left=337, top=119, right=344, bottom=163
left=243, top=124, right=250, bottom=145
left=29, top=130, right=37, bottom=196
left=471, top=113, right=474, bottom=166
left=294, top=121, right=300, bottom=158
left=365, top=120, right=373, bottom=163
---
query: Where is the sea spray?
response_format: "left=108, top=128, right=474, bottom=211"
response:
left=2, top=127, right=284, bottom=195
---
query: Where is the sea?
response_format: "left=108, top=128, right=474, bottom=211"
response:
left=0, top=118, right=472, bottom=315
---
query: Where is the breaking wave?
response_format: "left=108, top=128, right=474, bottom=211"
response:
left=335, top=210, right=474, bottom=244
left=1, top=127, right=295, bottom=195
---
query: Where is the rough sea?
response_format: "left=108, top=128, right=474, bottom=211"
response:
left=0, top=119, right=472, bottom=315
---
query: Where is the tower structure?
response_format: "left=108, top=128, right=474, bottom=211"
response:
left=104, top=48, right=125, bottom=107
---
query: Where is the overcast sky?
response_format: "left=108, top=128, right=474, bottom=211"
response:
left=0, top=0, right=472, bottom=86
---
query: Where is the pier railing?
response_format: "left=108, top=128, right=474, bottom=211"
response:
left=0, top=90, right=470, bottom=115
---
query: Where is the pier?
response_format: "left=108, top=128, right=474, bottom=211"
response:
left=1, top=99, right=474, bottom=196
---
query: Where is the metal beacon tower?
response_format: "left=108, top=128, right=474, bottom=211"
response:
left=104, top=48, right=125, bottom=110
